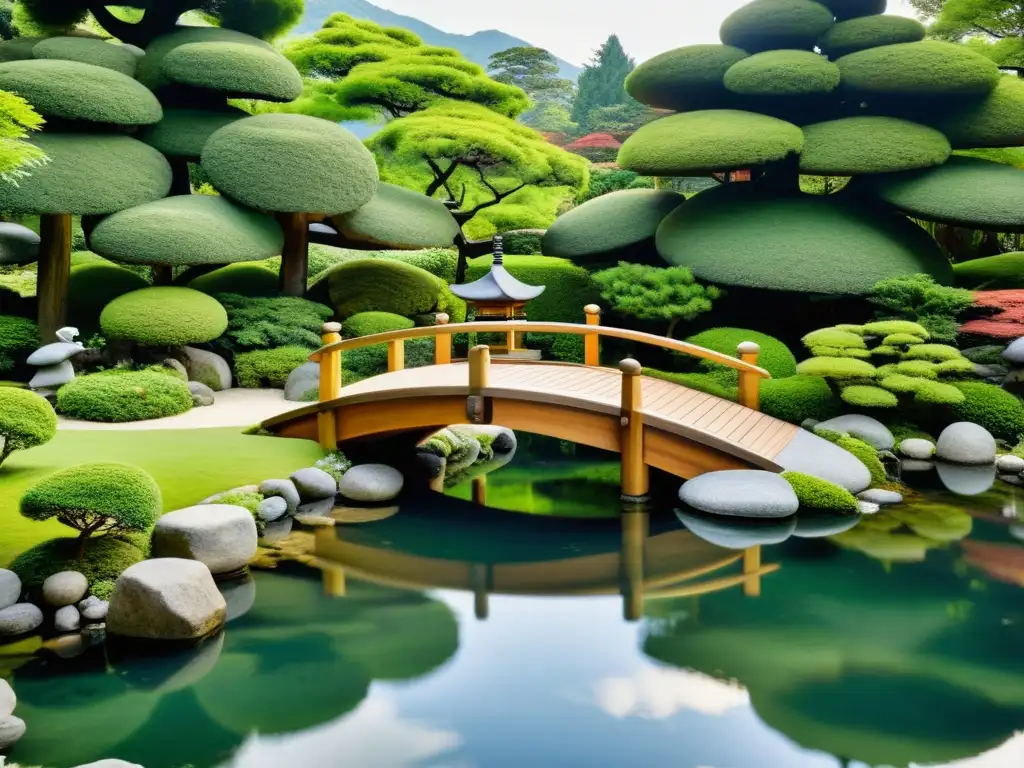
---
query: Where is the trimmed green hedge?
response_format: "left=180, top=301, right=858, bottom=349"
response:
left=626, top=44, right=748, bottom=111
left=138, top=107, right=248, bottom=159
left=160, top=41, right=303, bottom=102
left=10, top=535, right=147, bottom=594
left=841, top=384, right=899, bottom=408
left=465, top=255, right=600, bottom=323
left=31, top=36, right=140, bottom=76
left=67, top=262, right=149, bottom=335
left=343, top=312, right=415, bottom=338
left=136, top=26, right=276, bottom=91
left=720, top=0, right=834, bottom=53
left=214, top=293, right=334, bottom=355
left=333, top=183, right=461, bottom=250
left=0, top=387, right=57, bottom=466
left=0, top=315, right=37, bottom=374
left=818, top=15, right=926, bottom=58
left=321, top=259, right=441, bottom=318
left=235, top=346, right=311, bottom=388
left=782, top=471, right=859, bottom=512
left=949, top=381, right=1024, bottom=442
left=932, top=77, right=1024, bottom=149
left=724, top=50, right=840, bottom=96
left=101, top=287, right=228, bottom=346
left=838, top=41, right=1001, bottom=97
left=800, top=117, right=950, bottom=175
left=57, top=371, right=194, bottom=422
left=953, top=252, right=1024, bottom=290
left=760, top=375, right=842, bottom=424
left=684, top=327, right=797, bottom=382
left=190, top=263, right=280, bottom=297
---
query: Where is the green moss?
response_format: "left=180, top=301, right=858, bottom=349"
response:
left=90, top=194, right=284, bottom=268
left=724, top=50, right=840, bottom=96
left=683, top=328, right=796, bottom=385
left=760, top=375, right=842, bottom=424
left=913, top=380, right=966, bottom=405
left=211, top=490, right=263, bottom=516
left=803, top=328, right=867, bottom=350
left=343, top=311, right=414, bottom=338
left=135, top=25, right=277, bottom=91
left=160, top=40, right=303, bottom=101
left=0, top=58, right=161, bottom=125
left=202, top=113, right=379, bottom=215
left=861, top=320, right=930, bottom=339
left=838, top=41, right=1001, bottom=97
left=782, top=470, right=859, bottom=512
left=320, top=259, right=441, bottom=318
left=190, top=263, right=280, bottom=298
left=137, top=107, right=248, bottom=159
left=0, top=388, right=56, bottom=465
left=465, top=255, right=600, bottom=323
left=10, top=535, right=146, bottom=594
left=834, top=324, right=866, bottom=335
left=235, top=346, right=310, bottom=388
left=881, top=333, right=924, bottom=346
left=953, top=252, right=1024, bottom=290
left=720, top=0, right=835, bottom=53
left=57, top=371, right=193, bottom=422
left=935, top=357, right=977, bottom=376
left=837, top=434, right=887, bottom=485
left=931, top=76, right=1024, bottom=149
left=902, top=343, right=963, bottom=362
left=949, top=381, right=1024, bottom=442
left=871, top=345, right=900, bottom=358
left=800, top=117, right=950, bottom=175
left=893, top=360, right=939, bottom=379
left=67, top=263, right=149, bottom=335
left=888, top=420, right=934, bottom=443
left=0, top=37, right=46, bottom=63
left=0, top=134, right=172, bottom=216
left=0, top=315, right=37, bottom=374
left=867, top=156, right=1024, bottom=231
left=618, top=110, right=803, bottom=175
left=655, top=182, right=951, bottom=294
left=796, top=356, right=877, bottom=379
left=101, top=287, right=227, bottom=346
left=626, top=44, right=749, bottom=111
left=214, top=293, right=334, bottom=355
left=841, top=384, right=899, bottom=408
left=31, top=36, right=140, bottom=75
left=332, top=183, right=460, bottom=250
left=818, top=14, right=926, bottom=57
left=962, top=345, right=1005, bottom=365
left=542, top=189, right=684, bottom=264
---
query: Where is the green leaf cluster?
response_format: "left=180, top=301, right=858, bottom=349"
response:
left=234, top=345, right=311, bottom=388
left=867, top=274, right=975, bottom=343
left=0, top=313, right=37, bottom=373
left=593, top=262, right=721, bottom=335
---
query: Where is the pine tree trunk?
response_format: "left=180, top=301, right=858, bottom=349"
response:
left=278, top=212, right=310, bottom=297
left=37, top=213, right=72, bottom=342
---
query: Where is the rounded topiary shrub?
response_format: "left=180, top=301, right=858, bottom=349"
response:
left=0, top=387, right=57, bottom=466
left=67, top=262, right=150, bottom=334
left=760, top=376, right=842, bottom=424
left=948, top=381, right=1024, bottom=442
left=320, top=259, right=442, bottom=318
left=189, top=262, right=280, bottom=297
left=57, top=370, right=193, bottom=422
left=100, top=287, right=228, bottom=346
left=684, top=328, right=797, bottom=382
left=10, top=534, right=147, bottom=593
left=0, top=315, right=38, bottom=375
left=234, top=346, right=311, bottom=388
left=343, top=312, right=415, bottom=339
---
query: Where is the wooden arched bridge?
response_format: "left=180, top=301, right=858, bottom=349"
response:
left=262, top=306, right=860, bottom=498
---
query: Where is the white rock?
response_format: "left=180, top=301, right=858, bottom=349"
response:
left=54, top=605, right=81, bottom=633
left=936, top=462, right=997, bottom=496
left=256, top=496, right=288, bottom=522
left=679, top=470, right=799, bottom=518
left=936, top=422, right=997, bottom=465
left=1001, top=337, right=1024, bottom=364
left=0, top=568, right=20, bottom=611
left=0, top=714, right=26, bottom=750
left=72, top=760, right=145, bottom=768
left=26, top=341, right=84, bottom=366
left=996, top=454, right=1024, bottom=475
left=42, top=570, right=89, bottom=607
left=899, top=438, right=936, bottom=460
left=901, top=459, right=935, bottom=472
left=858, top=501, right=881, bottom=515
left=0, top=678, right=14, bottom=718
left=338, top=464, right=405, bottom=503
left=857, top=489, right=903, bottom=506
left=81, top=598, right=109, bottom=622
left=152, top=504, right=258, bottom=575
left=0, top=603, right=43, bottom=636
left=258, top=478, right=301, bottom=513
left=284, top=361, right=320, bottom=402
left=107, top=558, right=226, bottom=641
left=817, top=415, right=895, bottom=451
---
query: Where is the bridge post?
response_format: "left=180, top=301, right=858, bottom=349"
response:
left=317, top=322, right=343, bottom=451
left=743, top=545, right=762, bottom=597
left=467, top=345, right=492, bottom=424
left=619, top=358, right=650, bottom=502
left=435, top=313, right=452, bottom=365
left=737, top=342, right=762, bottom=412
left=584, top=304, right=601, bottom=366
left=388, top=339, right=405, bottom=372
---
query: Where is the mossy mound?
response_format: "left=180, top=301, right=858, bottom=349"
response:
left=90, top=195, right=284, bottom=267
left=202, top=114, right=379, bottom=215
left=782, top=471, right=859, bottom=511
left=866, top=155, right=1024, bottom=231
left=0, top=316, right=38, bottom=374
left=931, top=77, right=1024, bottom=149
left=949, top=381, right=1024, bottom=442
left=818, top=15, right=925, bottom=58
left=819, top=0, right=887, bottom=20
left=841, top=384, right=899, bottom=407
left=343, top=311, right=415, bottom=338
left=0, top=133, right=171, bottom=216
left=720, top=0, right=835, bottom=53
left=320, top=259, right=442, bottom=318
left=31, top=37, right=140, bottom=76
left=189, top=263, right=280, bottom=297
left=159, top=41, right=303, bottom=102
left=800, top=116, right=950, bottom=175
left=618, top=110, right=803, bottom=175
left=0, top=387, right=56, bottom=459
left=760, top=375, right=842, bottom=424
left=20, top=462, right=161, bottom=529
left=332, top=183, right=460, bottom=250
left=100, top=287, right=228, bottom=346
left=10, top=535, right=146, bottom=594
left=684, top=327, right=797, bottom=380
left=137, top=107, right=249, bottom=159
left=626, top=44, right=749, bottom=111
left=953, top=252, right=1024, bottom=290
left=57, top=370, right=194, bottom=422
left=542, top=189, right=685, bottom=264
left=0, top=37, right=44, bottom=63
left=655, top=183, right=951, bottom=294
left=837, top=41, right=1001, bottom=98
left=0, top=59, right=162, bottom=125
left=67, top=263, right=149, bottom=334
left=136, top=26, right=276, bottom=92
left=724, top=50, right=840, bottom=96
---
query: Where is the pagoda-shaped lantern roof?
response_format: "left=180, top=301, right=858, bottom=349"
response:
left=450, top=236, right=545, bottom=302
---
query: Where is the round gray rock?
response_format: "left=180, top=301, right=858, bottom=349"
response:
left=152, top=504, right=258, bottom=574
left=183, top=346, right=232, bottom=391
left=160, top=357, right=189, bottom=381
left=0, top=568, right=20, bottom=611
left=0, top=603, right=43, bottom=636
left=899, top=438, right=936, bottom=460
left=260, top=516, right=293, bottom=544
left=79, top=596, right=109, bottom=622
left=26, top=341, right=85, bottom=366
left=42, top=571, right=89, bottom=607
left=256, top=495, right=288, bottom=522
left=678, top=470, right=799, bottom=518
left=936, top=422, right=997, bottom=465
left=338, top=464, right=405, bottom=503
left=0, top=714, right=25, bottom=750
left=816, top=415, right=895, bottom=451
left=996, top=454, right=1024, bottom=475
left=1001, top=337, right=1024, bottom=364
left=284, top=361, right=320, bottom=402
left=54, top=605, right=81, bottom=633
left=0, top=678, right=14, bottom=718
left=290, top=467, right=338, bottom=502
left=0, top=221, right=40, bottom=264
left=188, top=380, right=215, bottom=407
left=857, top=489, right=903, bottom=505
left=29, top=359, right=74, bottom=389
left=107, top=558, right=227, bottom=641
left=259, top=478, right=301, bottom=513
left=74, top=761, right=146, bottom=768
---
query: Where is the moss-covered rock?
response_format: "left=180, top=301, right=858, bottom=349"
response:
left=0, top=36, right=45, bottom=63
left=861, top=320, right=929, bottom=338
left=189, top=263, right=280, bottom=297
left=802, top=327, right=867, bottom=350
left=902, top=343, right=963, bottom=362
left=618, top=110, right=803, bottom=175
left=0, top=387, right=56, bottom=465
left=10, top=535, right=147, bottom=594
left=100, top=287, right=228, bottom=346
left=343, top=312, right=415, bottom=338
left=800, top=117, right=950, bottom=175
left=542, top=189, right=685, bottom=264
left=137, top=107, right=249, bottom=159
left=837, top=41, right=1001, bottom=98
left=67, top=262, right=149, bottom=334
left=90, top=195, right=284, bottom=267
left=797, top=356, right=878, bottom=379
left=626, top=44, right=749, bottom=111
left=31, top=36, right=140, bottom=76
left=782, top=470, right=860, bottom=511
left=953, top=252, right=1024, bottom=289
left=160, top=41, right=303, bottom=102
left=724, top=50, right=840, bottom=96
left=655, top=183, right=951, bottom=294
left=819, top=0, right=887, bottom=20
left=720, top=0, right=835, bottom=53
left=202, top=113, right=379, bottom=215
left=931, top=77, right=1024, bottom=149
left=331, top=183, right=460, bottom=250
left=57, top=370, right=193, bottom=422
left=818, top=15, right=926, bottom=58
left=319, top=259, right=441, bottom=318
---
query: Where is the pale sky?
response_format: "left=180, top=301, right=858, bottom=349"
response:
left=370, top=0, right=919, bottom=66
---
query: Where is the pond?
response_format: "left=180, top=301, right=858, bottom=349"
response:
left=3, top=437, right=1023, bottom=768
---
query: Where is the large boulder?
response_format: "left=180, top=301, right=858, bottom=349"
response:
left=258, top=478, right=301, bottom=513
left=816, top=414, right=895, bottom=451
left=183, top=346, right=232, bottom=391
left=0, top=603, right=43, bottom=636
left=290, top=467, right=338, bottom=502
left=678, top=470, right=799, bottom=518
left=935, top=422, right=997, bottom=465
left=42, top=570, right=89, bottom=607
left=1002, top=337, right=1024, bottom=365
left=0, top=569, right=20, bottom=611
left=337, top=464, right=404, bottom=503
left=106, top=558, right=226, bottom=640
left=151, top=504, right=258, bottom=574
left=0, top=678, right=14, bottom=718
left=284, top=361, right=320, bottom=402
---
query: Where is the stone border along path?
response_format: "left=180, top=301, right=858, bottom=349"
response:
left=58, top=389, right=297, bottom=431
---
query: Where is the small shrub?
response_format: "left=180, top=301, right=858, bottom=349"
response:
left=861, top=320, right=930, bottom=339
left=0, top=388, right=57, bottom=467
left=343, top=338, right=434, bottom=378
left=343, top=311, right=414, bottom=338
left=215, top=293, right=334, bottom=355
left=315, top=450, right=352, bottom=483
left=782, top=471, right=859, bottom=512
left=189, top=262, right=280, bottom=297
left=760, top=376, right=842, bottom=424
left=684, top=327, right=797, bottom=383
left=841, top=385, right=899, bottom=408
left=552, top=334, right=585, bottom=363
left=0, top=315, right=38, bottom=374
left=949, top=381, right=1024, bottom=442
left=234, top=346, right=311, bottom=388
left=10, top=535, right=147, bottom=593
left=593, top=262, right=720, bottom=337
left=903, top=343, right=964, bottom=362
left=213, top=490, right=263, bottom=515
left=795, top=357, right=877, bottom=380
left=962, top=345, right=1006, bottom=365
left=802, top=328, right=867, bottom=350
left=502, top=231, right=543, bottom=255
left=67, top=262, right=149, bottom=335
left=57, top=370, right=193, bottom=422
left=644, top=369, right=738, bottom=401
left=914, top=380, right=966, bottom=405
left=321, top=259, right=442, bottom=318
left=100, top=287, right=228, bottom=346
left=867, top=274, right=973, bottom=342
left=894, top=360, right=939, bottom=379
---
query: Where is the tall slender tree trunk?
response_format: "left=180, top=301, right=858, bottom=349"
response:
left=278, top=212, right=310, bottom=297
left=667, top=316, right=680, bottom=339
left=37, top=213, right=72, bottom=342
left=169, top=157, right=192, bottom=197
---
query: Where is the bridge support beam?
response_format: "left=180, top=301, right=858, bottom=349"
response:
left=737, top=342, right=762, bottom=412
left=467, top=345, right=492, bottom=425
left=584, top=304, right=601, bottom=366
left=435, top=313, right=452, bottom=365
left=743, top=545, right=762, bottom=597
left=317, top=322, right=343, bottom=451
left=621, top=504, right=648, bottom=622
left=619, top=359, right=650, bottom=502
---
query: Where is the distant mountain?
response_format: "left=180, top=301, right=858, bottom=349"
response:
left=297, top=0, right=583, bottom=81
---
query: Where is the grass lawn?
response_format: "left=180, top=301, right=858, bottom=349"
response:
left=0, top=429, right=323, bottom=566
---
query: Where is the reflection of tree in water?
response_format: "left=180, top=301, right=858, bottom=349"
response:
left=831, top=502, right=973, bottom=563
left=9, top=564, right=459, bottom=768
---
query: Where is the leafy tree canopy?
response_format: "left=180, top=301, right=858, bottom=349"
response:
left=912, top=0, right=1024, bottom=66
left=488, top=46, right=575, bottom=106
left=0, top=88, right=46, bottom=183
left=571, top=34, right=636, bottom=129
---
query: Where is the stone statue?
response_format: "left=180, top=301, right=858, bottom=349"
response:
left=27, top=327, right=86, bottom=398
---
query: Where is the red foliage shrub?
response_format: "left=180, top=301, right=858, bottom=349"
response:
left=960, top=290, right=1024, bottom=339
left=566, top=133, right=623, bottom=150
left=539, top=131, right=569, bottom=146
